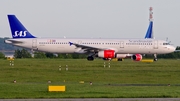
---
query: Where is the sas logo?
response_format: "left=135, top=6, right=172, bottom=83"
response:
left=13, top=31, right=27, bottom=37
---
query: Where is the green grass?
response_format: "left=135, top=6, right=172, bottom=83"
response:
left=0, top=59, right=180, bottom=98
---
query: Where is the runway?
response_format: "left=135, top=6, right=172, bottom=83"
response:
left=1, top=98, right=180, bottom=101
left=106, top=83, right=180, bottom=86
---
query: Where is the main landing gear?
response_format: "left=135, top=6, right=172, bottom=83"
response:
left=87, top=56, right=94, bottom=61
left=118, top=58, right=123, bottom=61
left=154, top=54, right=158, bottom=61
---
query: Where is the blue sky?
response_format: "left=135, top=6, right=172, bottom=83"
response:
left=0, top=0, right=180, bottom=46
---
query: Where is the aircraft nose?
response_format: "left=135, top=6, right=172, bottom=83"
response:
left=168, top=46, right=176, bottom=52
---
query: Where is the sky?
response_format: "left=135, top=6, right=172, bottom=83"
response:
left=0, top=0, right=180, bottom=46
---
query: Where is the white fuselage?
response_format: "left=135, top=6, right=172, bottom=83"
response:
left=5, top=38, right=175, bottom=55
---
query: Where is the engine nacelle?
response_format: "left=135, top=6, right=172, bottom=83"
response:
left=98, top=50, right=115, bottom=58
left=132, top=54, right=142, bottom=61
left=116, top=54, right=129, bottom=58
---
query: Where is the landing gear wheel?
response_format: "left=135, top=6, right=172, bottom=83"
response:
left=154, top=54, right=157, bottom=61
left=118, top=58, right=123, bottom=61
left=154, top=58, right=158, bottom=61
left=87, top=56, right=94, bottom=61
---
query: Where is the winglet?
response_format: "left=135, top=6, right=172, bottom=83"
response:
left=7, top=15, right=36, bottom=38
left=69, top=42, right=73, bottom=46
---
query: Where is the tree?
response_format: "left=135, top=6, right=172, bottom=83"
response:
left=57, top=54, right=65, bottom=59
left=14, top=49, right=22, bottom=58
left=71, top=53, right=86, bottom=59
left=57, top=53, right=86, bottom=59
left=34, top=52, right=46, bottom=58
left=71, top=54, right=79, bottom=59
left=45, top=53, right=56, bottom=58
left=14, top=49, right=32, bottom=58
left=65, top=54, right=72, bottom=59
left=57, top=54, right=73, bottom=59
left=21, top=49, right=32, bottom=58
left=0, top=52, right=5, bottom=59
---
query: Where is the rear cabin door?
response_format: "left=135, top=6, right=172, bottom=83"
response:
left=32, top=39, right=37, bottom=49
left=154, top=40, right=158, bottom=49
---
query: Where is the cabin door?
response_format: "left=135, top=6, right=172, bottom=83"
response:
left=154, top=40, right=158, bottom=49
left=32, top=39, right=37, bottom=49
left=120, top=41, right=124, bottom=48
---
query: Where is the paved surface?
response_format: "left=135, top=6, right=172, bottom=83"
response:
left=1, top=98, right=180, bottom=101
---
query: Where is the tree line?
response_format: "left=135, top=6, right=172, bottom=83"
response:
left=0, top=49, right=87, bottom=59
left=0, top=37, right=21, bottom=51
left=0, top=47, right=180, bottom=59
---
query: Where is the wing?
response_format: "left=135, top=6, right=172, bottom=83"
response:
left=69, top=42, right=109, bottom=53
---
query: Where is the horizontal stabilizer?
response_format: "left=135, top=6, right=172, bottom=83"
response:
left=5, top=39, right=23, bottom=44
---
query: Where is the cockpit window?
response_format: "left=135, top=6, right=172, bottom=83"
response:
left=163, top=43, right=170, bottom=45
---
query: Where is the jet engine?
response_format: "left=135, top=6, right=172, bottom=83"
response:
left=132, top=54, right=142, bottom=61
left=98, top=50, right=115, bottom=58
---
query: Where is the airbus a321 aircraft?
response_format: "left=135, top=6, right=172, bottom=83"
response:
left=5, top=15, right=176, bottom=61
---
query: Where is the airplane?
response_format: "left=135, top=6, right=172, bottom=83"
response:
left=5, top=15, right=176, bottom=61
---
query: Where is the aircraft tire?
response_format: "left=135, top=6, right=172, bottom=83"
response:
left=118, top=58, right=123, bottom=61
left=87, top=56, right=94, bottom=61
left=154, top=58, right=158, bottom=61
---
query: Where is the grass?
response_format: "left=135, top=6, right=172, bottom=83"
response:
left=0, top=59, right=180, bottom=98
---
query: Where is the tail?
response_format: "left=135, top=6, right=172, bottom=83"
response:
left=144, top=21, right=153, bottom=39
left=7, top=15, right=36, bottom=38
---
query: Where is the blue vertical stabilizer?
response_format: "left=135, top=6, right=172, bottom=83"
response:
left=7, top=15, right=36, bottom=38
left=145, top=21, right=153, bottom=38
